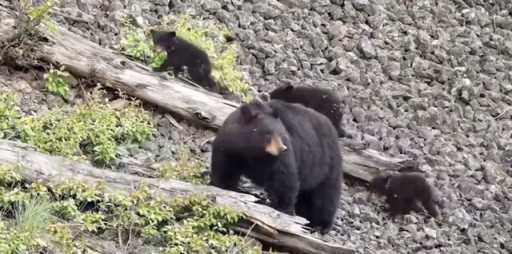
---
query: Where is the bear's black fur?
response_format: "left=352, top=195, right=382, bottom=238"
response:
left=209, top=100, right=343, bottom=235
left=150, top=29, right=216, bottom=90
left=368, top=172, right=440, bottom=218
left=269, top=84, right=347, bottom=138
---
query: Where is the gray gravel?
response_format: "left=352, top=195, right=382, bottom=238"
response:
left=45, top=0, right=512, bottom=253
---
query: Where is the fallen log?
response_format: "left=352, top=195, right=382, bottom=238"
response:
left=74, top=232, right=125, bottom=254
left=0, top=2, right=237, bottom=129
left=0, top=138, right=356, bottom=254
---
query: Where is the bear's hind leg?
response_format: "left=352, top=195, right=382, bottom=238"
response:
left=189, top=67, right=216, bottom=90
left=296, top=191, right=325, bottom=234
left=188, top=68, right=205, bottom=86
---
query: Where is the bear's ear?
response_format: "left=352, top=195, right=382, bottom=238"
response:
left=169, top=31, right=177, bottom=38
left=240, top=105, right=252, bottom=118
left=282, top=84, right=294, bottom=91
left=149, top=29, right=161, bottom=39
left=240, top=105, right=258, bottom=121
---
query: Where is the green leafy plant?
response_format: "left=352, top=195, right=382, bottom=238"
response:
left=0, top=92, right=20, bottom=140
left=44, top=65, right=70, bottom=99
left=119, top=12, right=253, bottom=101
left=0, top=218, right=47, bottom=253
left=14, top=197, right=55, bottom=237
left=19, top=0, right=57, bottom=34
left=0, top=91, right=156, bottom=164
left=119, top=19, right=166, bottom=69
left=172, top=13, right=252, bottom=102
left=5, top=0, right=56, bottom=70
left=0, top=162, right=269, bottom=253
left=20, top=0, right=54, bottom=22
left=156, top=144, right=208, bottom=184
left=48, top=223, right=94, bottom=253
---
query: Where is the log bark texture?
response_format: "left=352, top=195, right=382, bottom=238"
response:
left=0, top=2, right=237, bottom=129
left=0, top=139, right=356, bottom=254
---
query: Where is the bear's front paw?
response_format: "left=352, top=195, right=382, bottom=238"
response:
left=278, top=207, right=296, bottom=216
left=307, top=224, right=332, bottom=236
left=152, top=66, right=166, bottom=72
left=157, top=72, right=172, bottom=80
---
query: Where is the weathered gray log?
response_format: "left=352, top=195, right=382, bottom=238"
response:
left=76, top=233, right=125, bottom=254
left=0, top=138, right=356, bottom=254
left=0, top=2, right=237, bottom=129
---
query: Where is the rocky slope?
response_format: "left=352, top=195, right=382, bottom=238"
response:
left=6, top=0, right=512, bottom=253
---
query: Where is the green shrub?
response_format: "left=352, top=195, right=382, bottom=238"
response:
left=0, top=163, right=268, bottom=254
left=0, top=218, right=47, bottom=254
left=44, top=65, right=70, bottom=99
left=119, top=19, right=166, bottom=69
left=156, top=144, right=208, bottom=184
left=0, top=91, right=156, bottom=164
left=119, top=12, right=252, bottom=102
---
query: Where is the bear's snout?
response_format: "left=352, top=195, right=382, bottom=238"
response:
left=264, top=135, right=287, bottom=156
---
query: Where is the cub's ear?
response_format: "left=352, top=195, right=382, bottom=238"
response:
left=149, top=29, right=160, bottom=39
left=369, top=175, right=389, bottom=191
left=240, top=105, right=260, bottom=121
left=150, top=30, right=172, bottom=42
left=240, top=104, right=252, bottom=118
left=282, top=84, right=294, bottom=91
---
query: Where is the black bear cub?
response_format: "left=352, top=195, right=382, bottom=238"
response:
left=209, top=100, right=343, bottom=235
left=368, top=172, right=440, bottom=219
left=269, top=84, right=347, bottom=138
left=150, top=29, right=216, bottom=90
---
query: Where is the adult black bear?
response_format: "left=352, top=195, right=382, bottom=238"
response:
left=368, top=172, right=440, bottom=218
left=150, top=29, right=216, bottom=90
left=209, top=100, right=343, bottom=235
left=269, top=84, right=347, bottom=138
